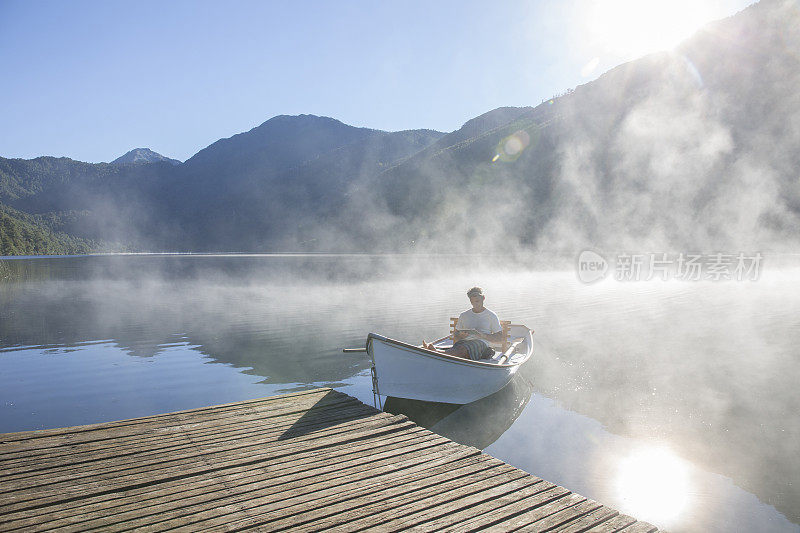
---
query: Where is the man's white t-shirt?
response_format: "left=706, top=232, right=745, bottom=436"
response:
left=456, top=308, right=502, bottom=346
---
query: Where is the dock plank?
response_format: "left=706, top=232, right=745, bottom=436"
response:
left=439, top=485, right=573, bottom=532
left=0, top=425, right=439, bottom=520
left=0, top=404, right=389, bottom=484
left=0, top=406, right=372, bottom=480
left=618, top=522, right=660, bottom=532
left=4, top=432, right=453, bottom=530
left=555, top=505, right=621, bottom=532
left=515, top=498, right=604, bottom=532
left=331, top=470, right=545, bottom=532
left=585, top=513, right=641, bottom=532
left=0, top=395, right=365, bottom=465
left=399, top=479, right=560, bottom=532
left=262, top=462, right=525, bottom=532
left=0, top=388, right=333, bottom=445
left=150, top=452, right=501, bottom=532
left=0, top=412, right=413, bottom=499
left=0, top=388, right=659, bottom=532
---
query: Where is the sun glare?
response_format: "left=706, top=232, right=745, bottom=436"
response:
left=586, top=0, right=718, bottom=59
left=614, top=446, right=691, bottom=527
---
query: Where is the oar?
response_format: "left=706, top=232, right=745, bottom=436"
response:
left=496, top=337, right=525, bottom=364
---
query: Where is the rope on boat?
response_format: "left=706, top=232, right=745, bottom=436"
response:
left=366, top=336, right=383, bottom=410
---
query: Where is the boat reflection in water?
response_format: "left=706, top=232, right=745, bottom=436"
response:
left=383, top=373, right=534, bottom=450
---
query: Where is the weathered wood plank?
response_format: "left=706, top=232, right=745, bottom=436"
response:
left=1, top=429, right=449, bottom=529
left=0, top=387, right=335, bottom=444
left=465, top=491, right=585, bottom=532
left=556, top=505, right=621, bottom=532
left=397, top=479, right=560, bottom=532
left=0, top=402, right=375, bottom=478
left=0, top=408, right=405, bottom=486
left=0, top=415, right=417, bottom=510
left=256, top=463, right=527, bottom=532
left=437, top=485, right=572, bottom=532
left=37, top=439, right=474, bottom=531
left=0, top=426, right=438, bottom=520
left=111, top=450, right=498, bottom=532
left=584, top=513, right=640, bottom=532
left=0, top=389, right=359, bottom=456
left=182, top=450, right=483, bottom=530
left=0, top=388, right=659, bottom=533
left=514, top=498, right=603, bottom=532
left=0, top=393, right=365, bottom=461
left=617, top=521, right=660, bottom=532
left=326, top=470, right=546, bottom=532
left=0, top=401, right=365, bottom=471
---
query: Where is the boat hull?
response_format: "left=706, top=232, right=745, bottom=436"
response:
left=367, top=330, right=532, bottom=404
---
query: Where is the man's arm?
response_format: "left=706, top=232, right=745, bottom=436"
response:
left=453, top=329, right=469, bottom=342
left=455, top=329, right=504, bottom=343
left=453, top=312, right=470, bottom=341
left=478, top=330, right=505, bottom=344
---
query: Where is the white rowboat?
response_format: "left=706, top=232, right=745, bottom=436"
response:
left=366, top=324, right=534, bottom=404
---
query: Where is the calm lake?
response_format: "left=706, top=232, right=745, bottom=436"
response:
left=0, top=254, right=798, bottom=532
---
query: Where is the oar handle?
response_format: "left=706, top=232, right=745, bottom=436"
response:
left=342, top=348, right=367, bottom=353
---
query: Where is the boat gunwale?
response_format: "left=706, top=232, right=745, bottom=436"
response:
left=367, top=331, right=533, bottom=369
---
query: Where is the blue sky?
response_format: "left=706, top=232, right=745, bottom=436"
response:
left=0, top=0, right=754, bottom=163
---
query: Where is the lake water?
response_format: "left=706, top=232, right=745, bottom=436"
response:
left=0, top=254, right=798, bottom=532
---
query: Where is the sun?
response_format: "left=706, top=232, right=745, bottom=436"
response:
left=584, top=0, right=720, bottom=60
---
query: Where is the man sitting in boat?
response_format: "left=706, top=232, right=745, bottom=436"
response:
left=423, top=287, right=504, bottom=360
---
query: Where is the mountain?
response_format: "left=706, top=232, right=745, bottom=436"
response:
left=0, top=203, right=103, bottom=255
left=111, top=148, right=181, bottom=166
left=340, top=105, right=556, bottom=252
left=152, top=115, right=445, bottom=250
left=0, top=156, right=179, bottom=249
left=336, top=0, right=800, bottom=254
left=2, top=0, right=799, bottom=520
left=1, top=0, right=799, bottom=257
left=0, top=117, right=446, bottom=251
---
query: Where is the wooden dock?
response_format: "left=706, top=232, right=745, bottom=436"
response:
left=0, top=388, right=657, bottom=531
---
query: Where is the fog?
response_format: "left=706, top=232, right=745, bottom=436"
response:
left=1, top=255, right=798, bottom=530
left=321, top=1, right=800, bottom=260
left=2, top=3, right=799, bottom=531
left=4, top=4, right=797, bottom=260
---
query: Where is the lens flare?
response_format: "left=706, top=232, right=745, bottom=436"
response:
left=493, top=130, right=531, bottom=162
left=614, top=446, right=691, bottom=527
left=681, top=55, right=704, bottom=89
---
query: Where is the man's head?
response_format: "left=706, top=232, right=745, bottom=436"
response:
left=467, top=286, right=485, bottom=312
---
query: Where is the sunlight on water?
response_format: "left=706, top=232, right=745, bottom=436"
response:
left=615, top=446, right=690, bottom=527
left=1, top=255, right=798, bottom=532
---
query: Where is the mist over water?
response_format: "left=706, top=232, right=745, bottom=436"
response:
left=0, top=254, right=798, bottom=532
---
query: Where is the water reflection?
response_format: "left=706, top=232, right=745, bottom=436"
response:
left=0, top=255, right=798, bottom=532
left=0, top=278, right=375, bottom=386
left=384, top=373, right=533, bottom=450
left=485, top=392, right=797, bottom=532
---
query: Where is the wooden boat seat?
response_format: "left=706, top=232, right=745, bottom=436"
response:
left=450, top=317, right=512, bottom=352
